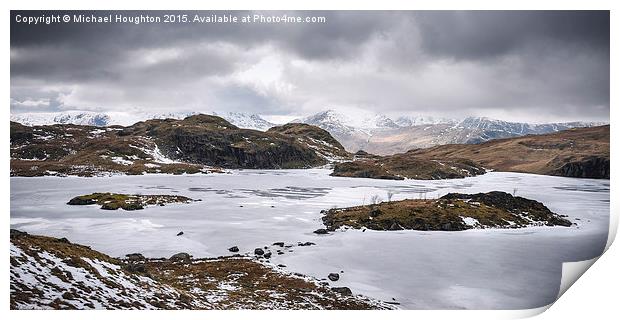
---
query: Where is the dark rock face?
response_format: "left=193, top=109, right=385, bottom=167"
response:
left=254, top=248, right=265, bottom=256
left=125, top=263, right=146, bottom=273
left=67, top=197, right=97, bottom=205
left=128, top=115, right=327, bottom=169
left=228, top=246, right=239, bottom=253
left=169, top=252, right=192, bottom=263
left=331, top=287, right=353, bottom=296
left=555, top=156, right=610, bottom=179
left=10, top=229, right=28, bottom=239
left=328, top=273, right=340, bottom=281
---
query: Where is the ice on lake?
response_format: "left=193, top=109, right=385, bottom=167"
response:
left=10, top=169, right=610, bottom=309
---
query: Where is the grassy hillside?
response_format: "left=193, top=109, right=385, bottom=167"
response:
left=407, top=125, right=609, bottom=178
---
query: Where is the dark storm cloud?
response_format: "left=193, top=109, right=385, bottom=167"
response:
left=414, top=11, right=609, bottom=60
left=11, top=11, right=391, bottom=61
left=10, top=10, right=609, bottom=122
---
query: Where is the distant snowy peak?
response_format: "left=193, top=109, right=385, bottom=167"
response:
left=296, top=109, right=399, bottom=131
left=298, top=109, right=604, bottom=133
left=456, top=116, right=606, bottom=136
left=212, top=112, right=276, bottom=131
left=10, top=111, right=276, bottom=131
left=10, top=111, right=112, bottom=127
left=394, top=115, right=457, bottom=127
left=299, top=110, right=458, bottom=131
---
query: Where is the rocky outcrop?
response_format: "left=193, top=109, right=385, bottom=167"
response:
left=553, top=156, right=609, bottom=179
left=10, top=115, right=346, bottom=176
left=321, top=191, right=571, bottom=231
left=122, top=115, right=327, bottom=169
left=267, top=123, right=351, bottom=161
left=331, top=151, right=486, bottom=180
left=67, top=193, right=194, bottom=211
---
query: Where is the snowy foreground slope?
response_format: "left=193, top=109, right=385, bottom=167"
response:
left=10, top=230, right=390, bottom=310
left=10, top=170, right=609, bottom=309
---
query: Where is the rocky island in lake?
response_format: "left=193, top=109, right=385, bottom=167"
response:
left=67, top=193, right=195, bottom=211
left=321, top=191, right=572, bottom=231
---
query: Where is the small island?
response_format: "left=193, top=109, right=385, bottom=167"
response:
left=321, top=191, right=572, bottom=231
left=67, top=193, right=195, bottom=210
left=331, top=151, right=486, bottom=180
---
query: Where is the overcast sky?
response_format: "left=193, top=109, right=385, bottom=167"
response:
left=10, top=10, right=609, bottom=123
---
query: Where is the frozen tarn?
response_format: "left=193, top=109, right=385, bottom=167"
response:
left=10, top=170, right=609, bottom=309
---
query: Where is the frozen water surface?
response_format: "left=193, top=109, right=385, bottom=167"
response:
left=10, top=170, right=609, bottom=309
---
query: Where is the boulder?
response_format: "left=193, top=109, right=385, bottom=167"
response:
left=57, top=237, right=71, bottom=244
left=125, top=263, right=146, bottom=273
left=328, top=273, right=340, bottom=281
left=331, top=287, right=352, bottom=296
left=313, top=228, right=328, bottom=235
left=176, top=231, right=184, bottom=236
left=169, top=252, right=191, bottom=263
left=228, top=246, right=239, bottom=252
left=388, top=222, right=401, bottom=231
left=272, top=242, right=285, bottom=247
left=264, top=252, right=272, bottom=259
left=125, top=253, right=145, bottom=261
left=369, top=208, right=382, bottom=217
left=254, top=248, right=265, bottom=256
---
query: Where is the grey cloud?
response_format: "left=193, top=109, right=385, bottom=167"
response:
left=414, top=11, right=609, bottom=61
left=10, top=10, right=609, bottom=122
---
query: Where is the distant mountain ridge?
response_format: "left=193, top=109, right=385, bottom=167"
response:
left=11, top=109, right=606, bottom=156
left=10, top=111, right=276, bottom=132
left=294, top=110, right=606, bottom=155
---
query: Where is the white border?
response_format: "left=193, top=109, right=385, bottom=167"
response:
left=2, top=1, right=617, bottom=319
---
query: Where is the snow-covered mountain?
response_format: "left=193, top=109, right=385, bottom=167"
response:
left=453, top=117, right=606, bottom=144
left=212, top=112, right=276, bottom=131
left=10, top=111, right=277, bottom=131
left=292, top=110, right=380, bottom=152
left=10, top=111, right=113, bottom=127
left=394, top=115, right=458, bottom=127
left=294, top=110, right=606, bottom=154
